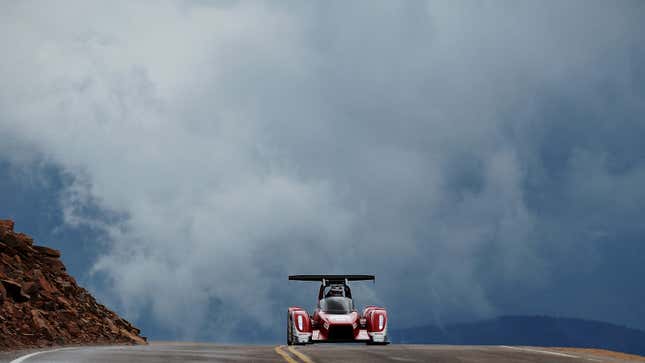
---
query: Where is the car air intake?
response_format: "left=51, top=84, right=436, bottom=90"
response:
left=328, top=325, right=354, bottom=341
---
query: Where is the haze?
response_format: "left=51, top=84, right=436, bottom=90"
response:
left=1, top=1, right=644, bottom=342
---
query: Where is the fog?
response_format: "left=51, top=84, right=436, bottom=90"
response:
left=1, top=1, right=644, bottom=341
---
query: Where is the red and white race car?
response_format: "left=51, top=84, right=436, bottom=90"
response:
left=287, top=275, right=389, bottom=345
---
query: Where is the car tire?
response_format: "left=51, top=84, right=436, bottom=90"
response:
left=287, top=314, right=294, bottom=346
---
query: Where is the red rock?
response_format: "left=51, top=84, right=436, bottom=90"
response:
left=31, top=309, right=57, bottom=338
left=42, top=301, right=57, bottom=311
left=0, top=279, right=30, bottom=302
left=14, top=233, right=33, bottom=246
left=45, top=257, right=66, bottom=273
left=0, top=220, right=14, bottom=232
left=32, top=270, right=55, bottom=294
left=119, top=328, right=147, bottom=345
left=104, top=318, right=119, bottom=334
left=2, top=232, right=35, bottom=250
left=33, top=246, right=61, bottom=258
left=2, top=234, right=24, bottom=249
left=0, top=281, right=6, bottom=303
left=0, top=222, right=146, bottom=350
left=56, top=296, right=72, bottom=307
left=65, top=321, right=81, bottom=337
left=22, top=281, right=40, bottom=297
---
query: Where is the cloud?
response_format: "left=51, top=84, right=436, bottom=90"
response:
left=1, top=1, right=644, bottom=340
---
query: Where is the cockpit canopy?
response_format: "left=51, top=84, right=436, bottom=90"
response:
left=319, top=296, right=354, bottom=314
left=319, top=283, right=354, bottom=314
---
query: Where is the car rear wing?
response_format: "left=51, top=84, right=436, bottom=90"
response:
left=289, top=275, right=375, bottom=284
left=290, top=275, right=375, bottom=301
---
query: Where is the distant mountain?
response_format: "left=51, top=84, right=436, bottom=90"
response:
left=391, top=316, right=645, bottom=356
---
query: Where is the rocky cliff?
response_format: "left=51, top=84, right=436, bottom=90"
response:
left=0, top=219, right=146, bottom=350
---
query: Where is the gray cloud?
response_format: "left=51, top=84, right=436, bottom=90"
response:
left=1, top=1, right=644, bottom=341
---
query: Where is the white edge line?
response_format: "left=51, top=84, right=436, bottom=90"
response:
left=500, top=345, right=580, bottom=358
left=10, top=347, right=76, bottom=363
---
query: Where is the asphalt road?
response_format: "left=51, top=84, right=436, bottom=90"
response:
left=0, top=342, right=641, bottom=363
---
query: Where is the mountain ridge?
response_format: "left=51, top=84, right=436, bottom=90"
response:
left=391, top=315, right=645, bottom=356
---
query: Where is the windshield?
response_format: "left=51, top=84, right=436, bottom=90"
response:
left=320, top=297, right=353, bottom=314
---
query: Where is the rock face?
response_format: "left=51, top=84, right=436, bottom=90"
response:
left=0, top=219, right=146, bottom=350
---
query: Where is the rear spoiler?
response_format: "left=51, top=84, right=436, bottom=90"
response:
left=289, top=275, right=375, bottom=283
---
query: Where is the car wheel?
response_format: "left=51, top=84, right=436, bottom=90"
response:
left=287, top=314, right=294, bottom=346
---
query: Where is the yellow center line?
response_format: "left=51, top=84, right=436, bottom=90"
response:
left=274, top=345, right=299, bottom=363
left=287, top=346, right=314, bottom=363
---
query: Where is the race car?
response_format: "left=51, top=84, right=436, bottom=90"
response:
left=287, top=274, right=388, bottom=345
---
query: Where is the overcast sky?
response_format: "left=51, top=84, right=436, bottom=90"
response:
left=1, top=1, right=645, bottom=342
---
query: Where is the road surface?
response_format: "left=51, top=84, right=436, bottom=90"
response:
left=0, top=342, right=641, bottom=362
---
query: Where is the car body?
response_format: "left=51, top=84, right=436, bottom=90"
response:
left=287, top=275, right=389, bottom=345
